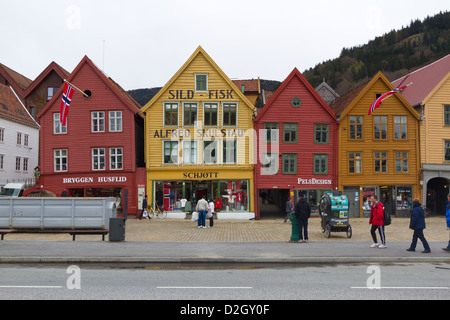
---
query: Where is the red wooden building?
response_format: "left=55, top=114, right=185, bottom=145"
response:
left=254, top=68, right=338, bottom=219
left=31, top=56, right=145, bottom=215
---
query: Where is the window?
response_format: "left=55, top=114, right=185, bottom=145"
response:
left=54, top=149, right=68, bottom=172
left=23, top=158, right=28, bottom=172
left=349, top=152, right=362, bottom=174
left=394, top=116, right=407, bottom=139
left=203, top=140, right=218, bottom=164
left=314, top=124, right=329, bottom=144
left=264, top=122, right=279, bottom=143
left=164, top=141, right=178, bottom=164
left=16, top=132, right=22, bottom=145
left=395, top=152, right=408, bottom=173
left=0, top=155, right=3, bottom=170
left=92, top=148, right=105, bottom=170
left=223, top=103, right=237, bottom=126
left=183, top=103, right=197, bottom=126
left=0, top=128, right=4, bottom=143
left=15, top=157, right=21, bottom=171
left=24, top=134, right=29, bottom=147
left=47, top=87, right=58, bottom=101
left=445, top=105, right=450, bottom=126
left=374, top=152, right=387, bottom=173
left=110, top=148, right=123, bottom=170
left=445, top=141, right=450, bottom=161
left=109, top=111, right=122, bottom=132
left=314, top=154, right=328, bottom=174
left=374, top=116, right=387, bottom=140
left=195, top=74, right=208, bottom=92
left=349, top=116, right=363, bottom=139
left=54, top=113, right=67, bottom=134
left=183, top=141, right=198, bottom=165
left=92, top=112, right=105, bottom=132
left=291, top=97, right=302, bottom=108
left=204, top=103, right=218, bottom=126
left=261, top=153, right=278, bottom=175
left=164, top=103, right=178, bottom=126
left=283, top=123, right=298, bottom=143
left=282, top=153, right=297, bottom=174
left=223, top=139, right=237, bottom=164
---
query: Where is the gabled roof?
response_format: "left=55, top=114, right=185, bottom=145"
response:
left=232, top=79, right=260, bottom=93
left=141, top=46, right=255, bottom=113
left=0, top=83, right=39, bottom=129
left=392, top=53, right=450, bottom=107
left=0, top=63, right=32, bottom=94
left=255, top=67, right=336, bottom=122
left=23, top=61, right=70, bottom=98
left=330, top=71, right=420, bottom=120
left=37, top=55, right=143, bottom=119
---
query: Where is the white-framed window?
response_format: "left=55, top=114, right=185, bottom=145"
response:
left=54, top=149, right=68, bottom=172
left=164, top=102, right=179, bottom=126
left=109, top=111, right=123, bottom=132
left=24, top=134, right=29, bottom=147
left=110, top=147, right=123, bottom=170
left=203, top=102, right=218, bottom=126
left=92, top=148, right=106, bottom=170
left=163, top=141, right=179, bottom=165
left=0, top=128, right=4, bottom=143
left=15, top=157, right=21, bottom=171
left=183, top=102, right=198, bottom=126
left=203, top=140, right=218, bottom=164
left=91, top=111, right=105, bottom=132
left=23, top=157, right=29, bottom=172
left=223, top=102, right=237, bottom=126
left=223, top=139, right=237, bottom=164
left=0, top=154, right=4, bottom=170
left=54, top=113, right=67, bottom=134
left=16, top=132, right=22, bottom=146
left=183, top=140, right=198, bottom=165
left=195, top=73, right=208, bottom=92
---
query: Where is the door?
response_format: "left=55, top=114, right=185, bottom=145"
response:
left=380, top=186, right=394, bottom=217
left=343, top=186, right=360, bottom=218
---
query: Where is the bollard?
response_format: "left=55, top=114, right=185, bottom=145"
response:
left=289, top=212, right=299, bottom=242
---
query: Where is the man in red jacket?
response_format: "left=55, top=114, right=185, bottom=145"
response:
left=369, top=195, right=386, bottom=248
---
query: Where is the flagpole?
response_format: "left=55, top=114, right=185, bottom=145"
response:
left=64, top=79, right=89, bottom=98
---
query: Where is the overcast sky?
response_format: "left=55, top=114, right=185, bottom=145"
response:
left=1, top=0, right=449, bottom=90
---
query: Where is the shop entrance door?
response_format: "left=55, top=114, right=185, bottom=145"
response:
left=380, top=186, right=395, bottom=217
left=343, top=186, right=360, bottom=218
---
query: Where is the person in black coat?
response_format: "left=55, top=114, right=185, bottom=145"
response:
left=294, top=193, right=311, bottom=243
left=407, top=199, right=431, bottom=253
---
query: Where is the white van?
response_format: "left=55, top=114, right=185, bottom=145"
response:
left=0, top=183, right=25, bottom=197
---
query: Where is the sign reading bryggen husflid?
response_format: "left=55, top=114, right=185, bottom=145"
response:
left=141, top=46, right=256, bottom=218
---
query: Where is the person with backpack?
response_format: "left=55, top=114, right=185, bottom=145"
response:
left=369, top=195, right=386, bottom=248
left=407, top=199, right=431, bottom=253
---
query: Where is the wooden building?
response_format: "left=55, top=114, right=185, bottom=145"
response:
left=31, top=56, right=145, bottom=215
left=254, top=68, right=338, bottom=219
left=330, top=72, right=421, bottom=218
left=393, top=54, right=450, bottom=215
left=141, top=46, right=256, bottom=219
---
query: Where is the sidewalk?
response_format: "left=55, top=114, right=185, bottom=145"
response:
left=0, top=217, right=449, bottom=264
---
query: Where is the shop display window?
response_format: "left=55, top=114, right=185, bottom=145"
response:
left=396, top=186, right=412, bottom=209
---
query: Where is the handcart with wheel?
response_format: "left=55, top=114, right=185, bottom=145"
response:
left=319, top=191, right=352, bottom=238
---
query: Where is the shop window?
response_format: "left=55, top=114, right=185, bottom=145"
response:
left=223, top=139, right=237, bottom=164
left=92, top=148, right=105, bottom=170
left=183, top=141, right=198, bottom=164
left=396, top=186, right=412, bottom=210
left=54, top=149, right=68, bottom=172
left=362, top=187, right=376, bottom=214
left=203, top=140, right=218, bottom=164
left=263, top=122, right=279, bottom=143
left=109, top=111, right=122, bottom=132
left=195, top=74, right=208, bottom=92
left=282, top=153, right=297, bottom=174
left=349, top=152, right=362, bottom=174
left=349, top=116, right=363, bottom=140
left=91, top=111, right=105, bottom=132
left=394, top=116, right=407, bottom=139
left=374, top=152, right=387, bottom=173
left=110, top=147, right=123, bottom=170
left=313, top=154, right=328, bottom=174
left=204, top=103, right=218, bottom=126
left=164, top=103, right=178, bottom=126
left=314, top=124, right=329, bottom=144
left=223, top=103, right=237, bottom=126
left=183, top=103, right=197, bottom=126
left=53, top=113, right=67, bottom=134
left=283, top=123, right=298, bottom=143
left=395, top=152, right=408, bottom=173
left=374, top=116, right=387, bottom=140
left=164, top=141, right=178, bottom=164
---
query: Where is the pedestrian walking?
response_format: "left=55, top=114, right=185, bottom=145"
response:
left=407, top=199, right=431, bottom=253
left=369, top=195, right=386, bottom=248
left=294, top=193, right=311, bottom=242
left=208, top=198, right=215, bottom=227
left=443, top=194, right=450, bottom=252
left=196, top=196, right=208, bottom=228
left=139, top=195, right=150, bottom=220
left=284, top=196, right=294, bottom=223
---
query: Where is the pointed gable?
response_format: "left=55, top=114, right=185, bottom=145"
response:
left=0, top=83, right=39, bottom=129
left=0, top=63, right=32, bottom=95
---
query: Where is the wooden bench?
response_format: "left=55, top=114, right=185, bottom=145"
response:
left=0, top=229, right=109, bottom=241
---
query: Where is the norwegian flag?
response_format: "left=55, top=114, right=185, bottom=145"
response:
left=368, top=83, right=412, bottom=115
left=60, top=82, right=75, bottom=126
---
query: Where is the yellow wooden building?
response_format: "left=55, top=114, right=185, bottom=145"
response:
left=330, top=72, right=421, bottom=218
left=141, top=46, right=256, bottom=219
